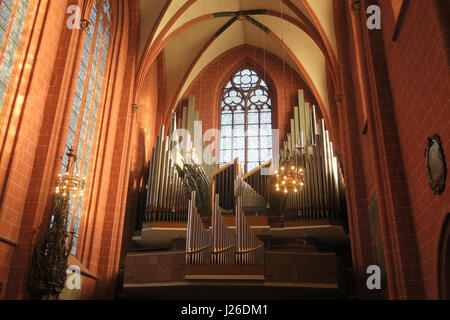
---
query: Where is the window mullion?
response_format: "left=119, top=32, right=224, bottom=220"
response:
left=0, top=0, right=19, bottom=64
left=244, top=93, right=249, bottom=173
left=220, top=67, right=272, bottom=173
left=78, top=24, right=105, bottom=180
left=72, top=11, right=101, bottom=160
left=67, top=4, right=101, bottom=239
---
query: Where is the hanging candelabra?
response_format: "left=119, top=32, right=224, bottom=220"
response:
left=272, top=1, right=305, bottom=195
left=274, top=150, right=304, bottom=194
left=28, top=147, right=86, bottom=299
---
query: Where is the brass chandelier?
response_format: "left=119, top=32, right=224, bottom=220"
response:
left=55, top=147, right=86, bottom=197
left=55, top=171, right=85, bottom=198
left=274, top=150, right=304, bottom=194
left=28, top=147, right=86, bottom=299
left=274, top=2, right=304, bottom=195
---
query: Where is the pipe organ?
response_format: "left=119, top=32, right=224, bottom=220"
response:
left=211, top=159, right=241, bottom=212
left=234, top=175, right=266, bottom=213
left=242, top=160, right=271, bottom=200
left=142, top=99, right=215, bottom=223
left=186, top=193, right=265, bottom=265
left=235, top=197, right=265, bottom=264
left=241, top=90, right=345, bottom=221
left=139, top=90, right=346, bottom=266
left=179, top=96, right=218, bottom=178
left=211, top=194, right=236, bottom=264
left=182, top=163, right=212, bottom=216
left=186, top=191, right=211, bottom=264
left=279, top=90, right=345, bottom=221
left=145, top=124, right=190, bottom=222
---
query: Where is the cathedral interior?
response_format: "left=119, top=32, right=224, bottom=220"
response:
left=0, top=0, right=448, bottom=301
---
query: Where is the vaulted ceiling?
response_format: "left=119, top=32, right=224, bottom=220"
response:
left=136, top=0, right=338, bottom=124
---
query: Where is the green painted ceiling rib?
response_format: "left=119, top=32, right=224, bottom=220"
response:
left=214, top=17, right=238, bottom=38
left=248, top=17, right=271, bottom=34
left=212, top=12, right=236, bottom=18
left=212, top=9, right=267, bottom=19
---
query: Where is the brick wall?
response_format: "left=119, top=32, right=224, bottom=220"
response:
left=376, top=0, right=449, bottom=299
left=0, top=0, right=138, bottom=299
left=0, top=0, right=71, bottom=299
left=333, top=0, right=449, bottom=299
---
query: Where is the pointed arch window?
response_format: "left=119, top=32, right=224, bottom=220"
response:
left=220, top=67, right=273, bottom=173
left=0, top=0, right=30, bottom=110
left=62, top=0, right=112, bottom=255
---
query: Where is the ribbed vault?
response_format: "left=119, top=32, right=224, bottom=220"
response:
left=136, top=0, right=338, bottom=129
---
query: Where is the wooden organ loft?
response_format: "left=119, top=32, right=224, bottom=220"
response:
left=123, top=90, right=351, bottom=299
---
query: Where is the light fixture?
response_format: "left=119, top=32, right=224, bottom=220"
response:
left=28, top=147, right=86, bottom=299
left=274, top=150, right=304, bottom=194
left=55, top=148, right=86, bottom=198
left=273, top=1, right=304, bottom=195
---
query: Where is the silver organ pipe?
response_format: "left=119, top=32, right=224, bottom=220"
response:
left=143, top=98, right=215, bottom=223
left=186, top=191, right=212, bottom=264
left=177, top=98, right=214, bottom=216
left=141, top=88, right=345, bottom=266
left=145, top=123, right=190, bottom=222
left=183, top=163, right=212, bottom=216
left=179, top=96, right=218, bottom=177
left=235, top=197, right=264, bottom=265
left=211, top=194, right=236, bottom=264
left=186, top=193, right=265, bottom=265
left=280, top=90, right=345, bottom=221
left=234, top=175, right=266, bottom=212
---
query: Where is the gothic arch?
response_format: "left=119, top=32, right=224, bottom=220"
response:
left=218, top=64, right=274, bottom=172
left=214, top=56, right=278, bottom=130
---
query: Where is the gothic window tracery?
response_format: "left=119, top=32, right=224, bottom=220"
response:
left=220, top=67, right=273, bottom=173
left=62, top=0, right=112, bottom=255
left=0, top=0, right=30, bottom=110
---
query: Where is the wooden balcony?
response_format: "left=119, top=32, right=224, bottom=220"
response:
left=123, top=249, right=347, bottom=299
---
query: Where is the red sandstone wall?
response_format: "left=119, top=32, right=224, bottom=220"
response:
left=120, top=57, right=161, bottom=272
left=0, top=0, right=71, bottom=299
left=377, top=0, right=449, bottom=299
left=0, top=0, right=447, bottom=301
left=333, top=0, right=378, bottom=299
left=0, top=0, right=138, bottom=300
left=334, top=0, right=449, bottom=299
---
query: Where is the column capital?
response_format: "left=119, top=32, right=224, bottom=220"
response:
left=132, top=104, right=140, bottom=113
left=350, top=1, right=362, bottom=13
left=79, top=19, right=91, bottom=31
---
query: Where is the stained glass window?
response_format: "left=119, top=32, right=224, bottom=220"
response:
left=62, top=0, right=112, bottom=255
left=0, top=0, right=30, bottom=110
left=220, top=68, right=273, bottom=173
